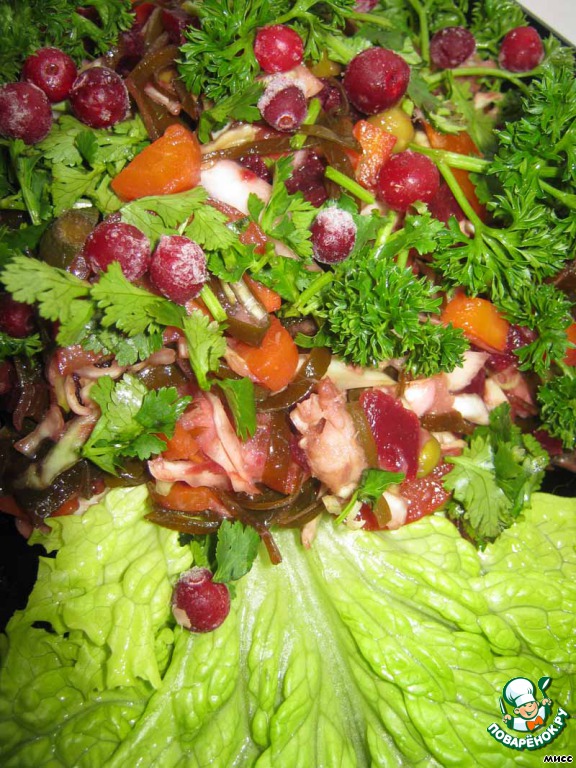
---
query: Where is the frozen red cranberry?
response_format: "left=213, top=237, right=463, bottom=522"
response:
left=172, top=567, right=230, bottom=633
left=22, top=47, right=77, bottom=103
left=69, top=67, right=130, bottom=129
left=150, top=235, right=207, bottom=304
left=259, top=82, right=307, bottom=132
left=318, top=80, right=343, bottom=113
left=430, top=27, right=476, bottom=69
left=0, top=82, right=52, bottom=144
left=239, top=154, right=272, bottom=184
left=427, top=180, right=465, bottom=223
left=83, top=219, right=151, bottom=281
left=311, top=207, right=357, bottom=264
left=254, top=25, right=304, bottom=73
left=499, top=26, right=544, bottom=72
left=343, top=48, right=410, bottom=115
left=0, top=295, right=35, bottom=338
left=377, top=150, right=440, bottom=212
left=285, top=149, right=328, bottom=207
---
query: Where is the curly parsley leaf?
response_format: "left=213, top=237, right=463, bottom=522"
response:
left=444, top=403, right=548, bottom=546
left=314, top=245, right=467, bottom=375
left=470, top=0, right=526, bottom=57
left=0, top=331, right=43, bottom=361
left=182, top=311, right=227, bottom=391
left=0, top=0, right=134, bottom=85
left=538, top=374, right=576, bottom=450
left=83, top=374, right=190, bottom=475
left=179, top=0, right=353, bottom=102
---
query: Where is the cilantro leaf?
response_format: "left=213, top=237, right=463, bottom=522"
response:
left=197, top=83, right=264, bottom=143
left=82, top=374, right=190, bottom=474
left=444, top=403, right=548, bottom=546
left=251, top=157, right=317, bottom=259
left=357, top=468, right=405, bottom=503
left=83, top=329, right=163, bottom=367
left=217, top=378, right=257, bottom=440
left=213, top=520, right=261, bottom=584
left=91, top=263, right=186, bottom=336
left=0, top=255, right=93, bottom=346
left=182, top=311, right=227, bottom=391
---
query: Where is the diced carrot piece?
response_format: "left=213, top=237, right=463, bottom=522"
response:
left=152, top=483, right=230, bottom=517
left=161, top=420, right=200, bottom=461
left=352, top=119, right=397, bottom=190
left=244, top=274, right=282, bottom=313
left=234, top=316, right=299, bottom=392
left=111, top=124, right=202, bottom=201
left=564, top=322, right=576, bottom=366
left=423, top=123, right=486, bottom=220
left=441, top=294, right=509, bottom=352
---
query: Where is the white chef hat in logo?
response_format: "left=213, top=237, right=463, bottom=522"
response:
left=503, top=677, right=537, bottom=708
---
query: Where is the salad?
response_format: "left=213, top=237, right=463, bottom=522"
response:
left=0, top=0, right=575, bottom=764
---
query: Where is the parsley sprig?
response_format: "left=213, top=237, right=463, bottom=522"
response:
left=178, top=0, right=354, bottom=102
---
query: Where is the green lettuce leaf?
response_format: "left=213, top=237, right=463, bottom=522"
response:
left=1, top=489, right=575, bottom=766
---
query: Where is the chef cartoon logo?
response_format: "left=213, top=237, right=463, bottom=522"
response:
left=487, top=677, right=571, bottom=751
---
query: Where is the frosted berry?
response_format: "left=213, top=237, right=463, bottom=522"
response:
left=254, top=25, right=304, bottom=73
left=0, top=82, right=52, bottom=144
left=83, top=219, right=151, bottom=281
left=430, top=27, right=476, bottom=69
left=150, top=235, right=207, bottom=304
left=343, top=48, right=410, bottom=115
left=377, top=151, right=440, bottom=212
left=259, top=82, right=307, bottom=132
left=22, top=47, right=77, bottom=103
left=69, top=67, right=130, bottom=129
left=499, top=26, right=544, bottom=72
left=311, top=207, right=357, bottom=264
left=172, top=567, right=230, bottom=633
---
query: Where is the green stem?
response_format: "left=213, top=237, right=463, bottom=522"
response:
left=349, top=11, right=393, bottom=30
left=374, top=212, right=397, bottom=252
left=406, top=0, right=429, bottom=63
left=0, top=196, right=26, bottom=211
left=286, top=271, right=334, bottom=317
left=408, top=143, right=489, bottom=173
left=427, top=67, right=532, bottom=94
left=334, top=491, right=358, bottom=526
left=437, top=161, right=483, bottom=231
left=199, top=284, right=227, bottom=323
left=324, top=166, right=375, bottom=205
left=292, top=98, right=321, bottom=151
left=540, top=180, right=576, bottom=211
